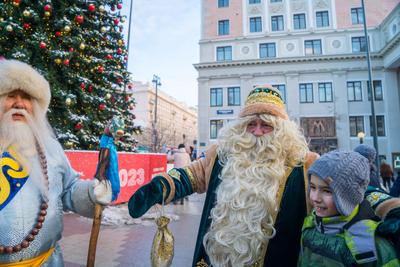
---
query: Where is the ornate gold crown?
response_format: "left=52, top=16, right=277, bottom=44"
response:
left=245, top=86, right=285, bottom=109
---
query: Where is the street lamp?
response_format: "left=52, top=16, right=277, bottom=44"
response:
left=357, top=131, right=365, bottom=144
left=151, top=75, right=161, bottom=152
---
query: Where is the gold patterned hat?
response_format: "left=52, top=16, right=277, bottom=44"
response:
left=239, top=84, right=288, bottom=120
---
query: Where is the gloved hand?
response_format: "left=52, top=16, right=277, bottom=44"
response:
left=128, top=176, right=165, bottom=218
left=93, top=179, right=112, bottom=205
left=377, top=207, right=400, bottom=252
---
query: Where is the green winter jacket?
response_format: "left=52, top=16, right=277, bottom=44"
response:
left=298, top=202, right=400, bottom=267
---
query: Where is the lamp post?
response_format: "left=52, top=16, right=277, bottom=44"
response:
left=361, top=0, right=379, bottom=168
left=357, top=131, right=365, bottom=144
left=151, top=75, right=161, bottom=152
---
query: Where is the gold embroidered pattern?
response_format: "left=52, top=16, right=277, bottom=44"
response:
left=196, top=258, right=208, bottom=267
left=183, top=167, right=197, bottom=193
left=366, top=192, right=390, bottom=207
left=246, top=93, right=285, bottom=109
left=168, top=168, right=181, bottom=181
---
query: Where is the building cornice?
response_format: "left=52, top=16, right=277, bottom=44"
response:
left=194, top=53, right=382, bottom=70
left=378, top=32, right=400, bottom=56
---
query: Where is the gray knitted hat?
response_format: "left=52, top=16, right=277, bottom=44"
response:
left=354, top=144, right=376, bottom=163
left=308, top=151, right=370, bottom=216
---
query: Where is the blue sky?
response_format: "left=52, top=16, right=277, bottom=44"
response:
left=122, top=0, right=200, bottom=107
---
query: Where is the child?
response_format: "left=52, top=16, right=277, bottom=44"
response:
left=298, top=151, right=399, bottom=267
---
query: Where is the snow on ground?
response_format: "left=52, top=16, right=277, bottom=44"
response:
left=100, top=204, right=180, bottom=226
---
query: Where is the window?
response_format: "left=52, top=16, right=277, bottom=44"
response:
left=316, top=11, right=329, bottom=27
left=293, top=14, right=306, bottom=30
left=271, top=15, right=284, bottom=31
left=347, top=81, right=362, bottom=101
left=349, top=116, right=364, bottom=137
left=259, top=43, right=276, bottom=58
left=370, top=115, right=385, bottom=136
left=299, top=83, right=313, bottom=103
left=216, top=46, right=232, bottom=61
left=210, top=88, right=223, bottom=107
left=250, top=17, right=262, bottom=32
left=249, top=0, right=261, bottom=3
left=210, top=120, right=223, bottom=139
left=218, top=0, right=229, bottom=8
left=352, top=36, right=366, bottom=53
left=218, top=20, right=229, bottom=35
left=351, top=8, right=364, bottom=25
left=367, top=80, right=383, bottom=101
left=272, top=84, right=286, bottom=103
left=318, top=82, right=333, bottom=102
left=304, top=40, right=322, bottom=55
left=228, top=87, right=240, bottom=106
left=271, top=0, right=282, bottom=2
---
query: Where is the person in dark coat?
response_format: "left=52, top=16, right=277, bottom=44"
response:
left=380, top=160, right=394, bottom=190
left=390, top=171, right=400, bottom=197
left=354, top=144, right=381, bottom=188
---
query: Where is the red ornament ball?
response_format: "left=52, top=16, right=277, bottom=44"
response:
left=97, top=66, right=104, bottom=73
left=80, top=82, right=85, bottom=89
left=117, top=3, right=123, bottom=9
left=55, top=31, right=62, bottom=37
left=117, top=48, right=122, bottom=54
left=88, top=85, right=93, bottom=93
left=113, top=19, right=119, bottom=25
left=39, top=42, right=47, bottom=49
left=43, top=4, right=51, bottom=12
left=88, top=4, right=96, bottom=12
left=23, top=23, right=31, bottom=30
left=69, top=47, right=74, bottom=52
left=75, top=15, right=84, bottom=24
left=74, top=122, right=82, bottom=130
left=106, top=54, right=113, bottom=60
left=63, top=59, right=70, bottom=66
left=99, top=103, right=106, bottom=111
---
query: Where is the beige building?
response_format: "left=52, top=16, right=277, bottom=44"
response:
left=195, top=0, right=400, bottom=168
left=132, top=81, right=198, bottom=152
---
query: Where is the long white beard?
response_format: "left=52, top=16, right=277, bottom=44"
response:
left=0, top=108, right=49, bottom=196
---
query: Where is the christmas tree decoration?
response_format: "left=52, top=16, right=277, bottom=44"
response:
left=65, top=98, right=72, bottom=106
left=98, top=103, right=106, bottom=111
left=88, top=4, right=96, bottom=12
left=0, top=0, right=140, bottom=151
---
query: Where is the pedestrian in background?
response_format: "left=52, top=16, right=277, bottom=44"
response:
left=390, top=171, right=400, bottom=197
left=354, top=144, right=381, bottom=188
left=380, top=160, right=394, bottom=191
left=173, top=144, right=191, bottom=204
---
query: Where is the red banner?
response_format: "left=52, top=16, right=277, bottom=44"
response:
left=65, top=151, right=167, bottom=204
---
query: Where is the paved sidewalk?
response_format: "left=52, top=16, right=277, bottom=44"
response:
left=61, top=194, right=204, bottom=267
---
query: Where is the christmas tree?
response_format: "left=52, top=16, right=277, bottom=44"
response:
left=0, top=0, right=139, bottom=151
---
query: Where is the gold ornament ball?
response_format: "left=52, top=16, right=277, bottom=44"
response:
left=99, top=5, right=105, bottom=12
left=65, top=98, right=72, bottom=105
left=23, top=10, right=31, bottom=17
left=54, top=58, right=62, bottom=64
left=105, top=93, right=111, bottom=99
left=118, top=39, right=123, bottom=45
left=79, top=43, right=86, bottom=50
left=44, top=11, right=51, bottom=17
left=0, top=18, right=4, bottom=22
left=117, top=65, right=121, bottom=69
left=6, top=25, right=13, bottom=32
left=12, top=1, right=20, bottom=7
left=121, top=17, right=126, bottom=23
left=100, top=26, right=107, bottom=33
left=65, top=141, right=73, bottom=149
left=64, top=25, right=71, bottom=32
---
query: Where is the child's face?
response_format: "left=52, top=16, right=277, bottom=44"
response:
left=309, top=175, right=339, bottom=217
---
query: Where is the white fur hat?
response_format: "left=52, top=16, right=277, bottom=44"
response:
left=0, top=59, right=51, bottom=111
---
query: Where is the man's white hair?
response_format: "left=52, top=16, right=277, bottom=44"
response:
left=204, top=114, right=308, bottom=266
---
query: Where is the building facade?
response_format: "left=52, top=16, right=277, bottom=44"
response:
left=132, top=81, right=198, bottom=151
left=195, top=0, right=400, bottom=168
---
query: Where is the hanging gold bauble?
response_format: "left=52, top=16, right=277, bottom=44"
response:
left=6, top=25, right=13, bottom=32
left=65, top=97, right=72, bottom=106
left=54, top=58, right=62, bottom=64
left=118, top=39, right=123, bottom=46
left=99, top=5, right=105, bottom=12
left=64, top=25, right=71, bottom=32
left=44, top=11, right=51, bottom=17
left=23, top=10, right=31, bottom=17
left=0, top=18, right=4, bottom=22
left=100, top=26, right=107, bottom=33
left=121, top=17, right=126, bottom=23
left=105, top=93, right=111, bottom=99
left=65, top=141, right=74, bottom=149
left=79, top=43, right=86, bottom=50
